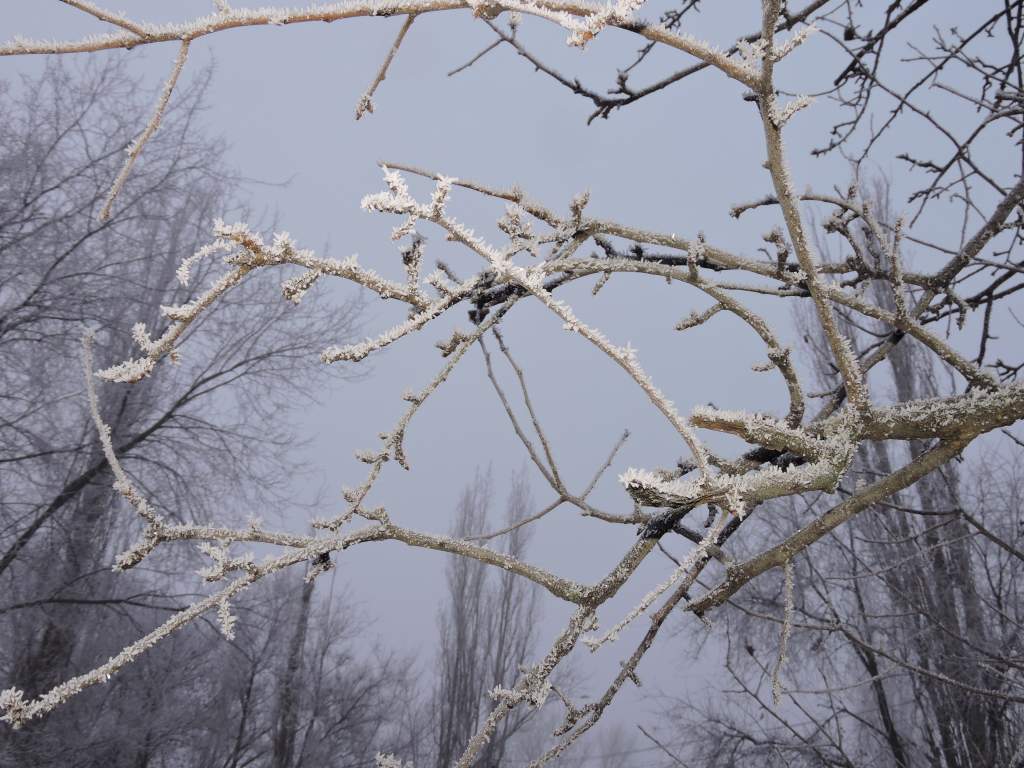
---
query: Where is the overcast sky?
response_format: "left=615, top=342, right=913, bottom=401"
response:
left=2, top=2, right=1003, bottom=762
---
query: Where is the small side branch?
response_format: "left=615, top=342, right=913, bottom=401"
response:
left=99, top=39, right=190, bottom=222
left=60, top=0, right=150, bottom=38
left=356, top=15, right=417, bottom=120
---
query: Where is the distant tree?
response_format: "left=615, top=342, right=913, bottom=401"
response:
left=198, top=573, right=420, bottom=768
left=0, top=59, right=366, bottom=767
left=592, top=723, right=641, bottom=768
left=433, top=469, right=541, bottom=768
left=660, top=181, right=1024, bottom=768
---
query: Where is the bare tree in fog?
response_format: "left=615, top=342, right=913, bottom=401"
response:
left=0, top=60, right=420, bottom=768
left=1, top=2, right=1023, bottom=766
left=657, top=181, right=1024, bottom=768
left=434, top=470, right=540, bottom=768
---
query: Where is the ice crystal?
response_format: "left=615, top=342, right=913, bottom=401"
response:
left=375, top=754, right=411, bottom=768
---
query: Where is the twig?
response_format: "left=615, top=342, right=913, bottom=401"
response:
left=479, top=334, right=559, bottom=490
left=579, top=429, right=629, bottom=498
left=448, top=38, right=501, bottom=76
left=356, top=15, right=417, bottom=120
left=493, top=328, right=563, bottom=490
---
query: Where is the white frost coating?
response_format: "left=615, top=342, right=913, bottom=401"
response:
left=355, top=448, right=387, bottom=463
left=429, top=175, right=455, bottom=216
left=676, top=303, right=723, bottom=331
left=364, top=167, right=505, bottom=262
left=197, top=541, right=257, bottom=582
left=735, top=22, right=816, bottom=78
left=563, top=0, right=645, bottom=46
left=96, top=356, right=157, bottom=384
left=217, top=596, right=237, bottom=640
left=98, top=261, right=250, bottom=382
left=771, top=95, right=813, bottom=128
left=0, top=0, right=758, bottom=91
left=130, top=322, right=157, bottom=354
left=0, top=689, right=27, bottom=729
left=99, top=216, right=434, bottom=383
left=425, top=268, right=455, bottom=296
left=217, top=219, right=422, bottom=304
left=690, top=404, right=846, bottom=461
left=83, top=335, right=165, bottom=534
left=526, top=677, right=552, bottom=707
left=472, top=0, right=576, bottom=39
left=498, top=203, right=534, bottom=244
left=618, top=431, right=852, bottom=510
left=375, top=753, right=412, bottom=768
left=770, top=23, right=817, bottom=61
left=392, top=216, right=417, bottom=240
left=160, top=303, right=194, bottom=322
left=0, top=570, right=259, bottom=729
left=176, top=238, right=232, bottom=286
left=99, top=39, right=190, bottom=222
left=489, top=673, right=551, bottom=708
left=281, top=268, right=321, bottom=304
left=736, top=37, right=768, bottom=77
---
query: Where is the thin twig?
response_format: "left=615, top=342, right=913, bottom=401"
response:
left=447, top=38, right=501, bottom=76
left=580, top=429, right=629, bottom=498
left=356, top=15, right=417, bottom=120
left=636, top=724, right=690, bottom=767
left=479, top=335, right=559, bottom=489
left=469, top=497, right=565, bottom=542
left=493, top=328, right=563, bottom=490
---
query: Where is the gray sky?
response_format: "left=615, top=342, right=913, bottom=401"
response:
left=3, top=1, right=1011, bottom=762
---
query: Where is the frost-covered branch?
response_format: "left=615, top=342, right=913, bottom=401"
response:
left=0, top=0, right=759, bottom=89
left=59, top=0, right=150, bottom=38
left=355, top=14, right=417, bottom=119
left=98, top=39, right=190, bottom=222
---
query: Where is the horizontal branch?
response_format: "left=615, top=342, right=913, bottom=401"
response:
left=686, top=437, right=969, bottom=615
left=382, top=522, right=588, bottom=603
left=2, top=1, right=759, bottom=86
left=821, top=381, right=1024, bottom=442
